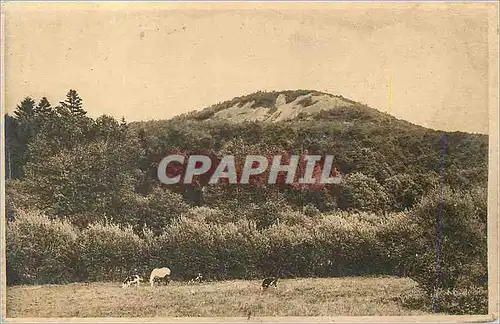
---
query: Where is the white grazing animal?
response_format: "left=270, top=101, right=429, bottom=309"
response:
left=149, top=267, right=171, bottom=287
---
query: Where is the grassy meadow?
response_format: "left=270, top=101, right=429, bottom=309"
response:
left=6, top=276, right=430, bottom=318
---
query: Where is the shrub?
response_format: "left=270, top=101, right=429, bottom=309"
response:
left=6, top=210, right=78, bottom=285
left=373, top=211, right=415, bottom=276
left=5, top=180, right=46, bottom=221
left=401, top=286, right=488, bottom=315
left=264, top=223, right=314, bottom=277
left=262, top=212, right=384, bottom=278
left=337, top=172, right=389, bottom=212
left=150, top=217, right=218, bottom=280
left=247, top=200, right=285, bottom=230
left=312, top=213, right=380, bottom=276
left=144, top=186, right=191, bottom=234
left=434, top=286, right=488, bottom=314
left=182, top=206, right=230, bottom=224
left=302, top=204, right=321, bottom=217
left=210, top=221, right=266, bottom=279
left=383, top=173, right=423, bottom=211
left=114, top=190, right=151, bottom=233
left=151, top=216, right=267, bottom=281
left=78, top=223, right=147, bottom=281
left=278, top=210, right=315, bottom=227
left=405, top=187, right=487, bottom=293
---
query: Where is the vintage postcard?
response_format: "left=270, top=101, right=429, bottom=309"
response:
left=0, top=1, right=498, bottom=322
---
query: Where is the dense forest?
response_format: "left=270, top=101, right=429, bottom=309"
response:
left=4, top=89, right=489, bottom=314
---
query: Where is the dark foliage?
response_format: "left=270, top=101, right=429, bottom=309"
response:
left=4, top=89, right=489, bottom=314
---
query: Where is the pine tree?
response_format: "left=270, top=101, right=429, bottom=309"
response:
left=14, top=97, right=35, bottom=121
left=34, top=97, right=53, bottom=116
left=9, top=97, right=37, bottom=178
left=60, top=89, right=85, bottom=116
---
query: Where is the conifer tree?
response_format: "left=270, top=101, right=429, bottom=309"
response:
left=14, top=97, right=35, bottom=122
left=9, top=97, right=37, bottom=178
left=34, top=97, right=53, bottom=116
left=60, top=89, right=85, bottom=116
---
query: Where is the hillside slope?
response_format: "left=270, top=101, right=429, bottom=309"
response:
left=129, top=90, right=488, bottom=210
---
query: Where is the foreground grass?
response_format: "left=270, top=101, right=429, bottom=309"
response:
left=6, top=276, right=430, bottom=317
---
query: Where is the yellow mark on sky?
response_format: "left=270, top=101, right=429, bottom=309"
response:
left=388, top=76, right=392, bottom=115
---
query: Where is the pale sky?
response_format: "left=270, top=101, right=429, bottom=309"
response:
left=2, top=2, right=497, bottom=134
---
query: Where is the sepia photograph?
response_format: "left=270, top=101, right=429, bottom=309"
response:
left=0, top=1, right=499, bottom=322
